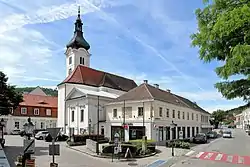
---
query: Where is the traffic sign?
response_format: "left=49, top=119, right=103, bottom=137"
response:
left=49, top=144, right=60, bottom=156
left=179, top=131, right=183, bottom=140
left=47, top=128, right=61, bottom=138
left=23, top=139, right=35, bottom=154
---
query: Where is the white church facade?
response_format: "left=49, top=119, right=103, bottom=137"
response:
left=57, top=8, right=137, bottom=136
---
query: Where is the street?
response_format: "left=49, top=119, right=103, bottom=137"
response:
left=3, top=135, right=134, bottom=167
left=169, top=129, right=250, bottom=167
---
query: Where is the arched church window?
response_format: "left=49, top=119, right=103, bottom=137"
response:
left=80, top=57, right=84, bottom=65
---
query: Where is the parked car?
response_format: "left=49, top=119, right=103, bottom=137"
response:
left=11, top=129, right=21, bottom=135
left=206, top=131, right=217, bottom=139
left=222, top=130, right=232, bottom=138
left=45, top=133, right=69, bottom=142
left=33, top=129, right=46, bottom=137
left=193, top=133, right=207, bottom=144
left=35, top=131, right=49, bottom=140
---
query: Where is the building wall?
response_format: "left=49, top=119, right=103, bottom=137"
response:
left=106, top=100, right=211, bottom=141
left=57, top=83, right=127, bottom=134
left=2, top=115, right=57, bottom=134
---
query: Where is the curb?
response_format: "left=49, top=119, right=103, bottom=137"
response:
left=66, top=145, right=157, bottom=159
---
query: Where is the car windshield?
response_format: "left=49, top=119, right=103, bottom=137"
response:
left=196, top=133, right=205, bottom=137
left=224, top=131, right=231, bottom=134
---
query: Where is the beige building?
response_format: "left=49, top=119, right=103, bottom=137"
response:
left=106, top=81, right=212, bottom=142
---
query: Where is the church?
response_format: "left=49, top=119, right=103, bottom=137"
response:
left=57, top=8, right=137, bottom=136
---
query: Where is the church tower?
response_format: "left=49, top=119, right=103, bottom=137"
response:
left=65, top=6, right=91, bottom=76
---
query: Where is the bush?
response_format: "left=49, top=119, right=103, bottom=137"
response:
left=166, top=140, right=190, bottom=149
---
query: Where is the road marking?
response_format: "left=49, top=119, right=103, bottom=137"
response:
left=195, top=152, right=204, bottom=158
left=146, top=160, right=166, bottom=167
left=203, top=153, right=214, bottom=159
left=185, top=150, right=195, bottom=156
left=226, top=155, right=233, bottom=163
left=238, top=156, right=244, bottom=164
left=214, top=153, right=223, bottom=161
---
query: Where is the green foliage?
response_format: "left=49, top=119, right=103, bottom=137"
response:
left=226, top=103, right=250, bottom=115
left=15, top=87, right=58, bottom=96
left=211, top=110, right=226, bottom=128
left=191, top=0, right=250, bottom=102
left=0, top=71, right=23, bottom=115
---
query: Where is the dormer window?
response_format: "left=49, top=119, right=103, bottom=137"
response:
left=80, top=57, right=84, bottom=65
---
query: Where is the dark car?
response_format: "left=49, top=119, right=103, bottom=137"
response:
left=206, top=131, right=217, bottom=139
left=193, top=133, right=207, bottom=144
left=45, top=133, right=69, bottom=142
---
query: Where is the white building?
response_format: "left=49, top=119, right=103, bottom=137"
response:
left=2, top=87, right=57, bottom=134
left=242, top=108, right=250, bottom=130
left=106, top=81, right=212, bottom=142
left=57, top=8, right=137, bottom=135
left=234, top=113, right=243, bottom=129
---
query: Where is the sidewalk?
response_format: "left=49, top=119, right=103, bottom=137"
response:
left=66, top=145, right=190, bottom=166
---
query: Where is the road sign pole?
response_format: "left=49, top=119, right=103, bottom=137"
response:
left=52, top=138, right=55, bottom=163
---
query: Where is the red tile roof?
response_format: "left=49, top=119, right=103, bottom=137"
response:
left=20, top=94, right=57, bottom=108
left=60, top=65, right=137, bottom=92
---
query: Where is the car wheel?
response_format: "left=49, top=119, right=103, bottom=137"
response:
left=39, top=136, right=43, bottom=140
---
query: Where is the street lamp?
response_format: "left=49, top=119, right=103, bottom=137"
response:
left=170, top=120, right=177, bottom=157
left=0, top=118, right=5, bottom=148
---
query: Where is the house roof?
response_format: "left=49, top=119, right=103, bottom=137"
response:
left=60, top=65, right=137, bottom=92
left=20, top=94, right=58, bottom=108
left=29, top=86, right=47, bottom=96
left=112, top=83, right=210, bottom=114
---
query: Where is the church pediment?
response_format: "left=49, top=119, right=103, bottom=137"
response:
left=65, top=88, right=86, bottom=101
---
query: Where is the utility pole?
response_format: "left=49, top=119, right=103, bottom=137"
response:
left=97, top=96, right=100, bottom=155
left=123, top=100, right=125, bottom=141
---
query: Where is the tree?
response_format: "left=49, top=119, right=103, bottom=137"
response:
left=211, top=110, right=226, bottom=128
left=191, top=0, right=250, bottom=102
left=0, top=71, right=23, bottom=115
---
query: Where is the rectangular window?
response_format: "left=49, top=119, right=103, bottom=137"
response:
left=113, top=109, right=117, bottom=118
left=71, top=110, right=75, bottom=122
left=159, top=107, right=163, bottom=117
left=46, top=109, right=51, bottom=116
left=41, top=122, right=44, bottom=129
left=80, top=109, right=84, bottom=122
left=192, top=113, right=194, bottom=120
left=80, top=57, right=84, bottom=65
left=21, top=107, right=27, bottom=115
left=69, top=57, right=72, bottom=64
left=178, top=111, right=180, bottom=119
left=196, top=114, right=198, bottom=121
left=187, top=112, right=189, bottom=120
left=166, top=109, right=169, bottom=118
left=138, top=107, right=144, bottom=116
left=182, top=111, right=185, bottom=119
left=34, top=108, right=39, bottom=115
left=172, top=110, right=175, bottom=118
left=14, top=122, right=19, bottom=129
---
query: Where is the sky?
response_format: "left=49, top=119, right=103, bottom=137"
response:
left=0, top=0, right=246, bottom=112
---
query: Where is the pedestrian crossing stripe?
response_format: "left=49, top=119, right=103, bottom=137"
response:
left=192, top=151, right=250, bottom=165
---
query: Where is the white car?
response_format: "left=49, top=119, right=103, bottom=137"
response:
left=222, top=130, right=232, bottom=138
left=35, top=131, right=49, bottom=140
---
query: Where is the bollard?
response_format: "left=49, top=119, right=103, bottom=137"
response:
left=50, top=163, right=58, bottom=167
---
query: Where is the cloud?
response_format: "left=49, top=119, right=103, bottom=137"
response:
left=0, top=0, right=131, bottom=34
left=176, top=91, right=224, bottom=101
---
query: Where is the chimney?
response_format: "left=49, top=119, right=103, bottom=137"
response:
left=166, top=89, right=171, bottom=93
left=143, top=80, right=148, bottom=84
left=154, top=84, right=159, bottom=88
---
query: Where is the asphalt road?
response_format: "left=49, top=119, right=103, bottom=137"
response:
left=170, top=129, right=250, bottom=167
